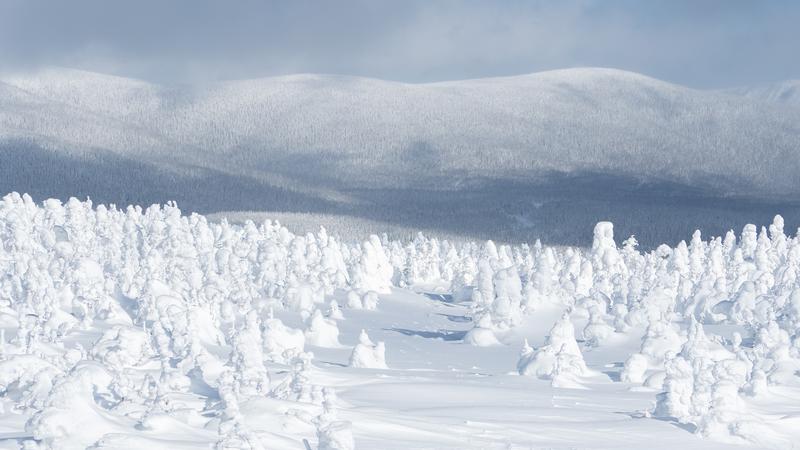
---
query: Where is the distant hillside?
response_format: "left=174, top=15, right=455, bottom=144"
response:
left=726, top=80, right=800, bottom=108
left=1, top=67, right=799, bottom=246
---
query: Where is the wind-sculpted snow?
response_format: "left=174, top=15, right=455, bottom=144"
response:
left=2, top=193, right=800, bottom=448
left=3, top=68, right=800, bottom=247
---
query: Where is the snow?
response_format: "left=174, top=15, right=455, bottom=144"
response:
left=726, top=80, right=800, bottom=107
left=304, top=310, right=342, bottom=348
left=2, top=68, right=800, bottom=248
left=517, top=312, right=594, bottom=388
left=2, top=192, right=800, bottom=448
left=347, top=330, right=387, bottom=369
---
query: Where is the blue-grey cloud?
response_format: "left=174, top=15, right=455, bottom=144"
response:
left=0, top=0, right=798, bottom=87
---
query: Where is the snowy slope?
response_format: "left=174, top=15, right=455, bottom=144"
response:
left=3, top=67, right=800, bottom=192
left=726, top=80, right=800, bottom=108
left=2, top=68, right=800, bottom=246
left=1, top=194, right=799, bottom=449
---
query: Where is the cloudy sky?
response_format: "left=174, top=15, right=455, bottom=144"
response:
left=1, top=0, right=798, bottom=87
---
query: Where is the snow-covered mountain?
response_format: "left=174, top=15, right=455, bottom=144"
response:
left=2, top=67, right=799, bottom=246
left=726, top=79, right=800, bottom=108
left=3, top=69, right=800, bottom=447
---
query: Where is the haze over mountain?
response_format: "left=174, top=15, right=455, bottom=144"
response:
left=2, top=67, right=799, bottom=246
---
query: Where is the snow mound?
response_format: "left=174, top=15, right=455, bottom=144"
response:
left=518, top=313, right=591, bottom=388
left=305, top=309, right=342, bottom=348
left=348, top=330, right=387, bottom=369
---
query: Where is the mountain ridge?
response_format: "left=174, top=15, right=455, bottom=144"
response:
left=1, top=66, right=799, bottom=245
left=725, top=79, right=800, bottom=108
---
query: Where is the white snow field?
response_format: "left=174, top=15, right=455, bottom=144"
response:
left=2, top=67, right=800, bottom=247
left=2, top=192, right=800, bottom=449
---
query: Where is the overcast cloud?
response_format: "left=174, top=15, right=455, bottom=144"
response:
left=0, top=0, right=798, bottom=87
